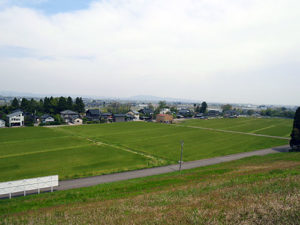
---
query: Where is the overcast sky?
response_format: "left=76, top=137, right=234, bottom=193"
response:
left=0, top=0, right=299, bottom=105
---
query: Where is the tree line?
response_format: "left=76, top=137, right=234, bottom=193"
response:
left=0, top=96, right=85, bottom=122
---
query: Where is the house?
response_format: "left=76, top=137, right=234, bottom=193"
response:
left=0, top=119, right=5, bottom=128
left=156, top=114, right=173, bottom=124
left=176, top=114, right=184, bottom=119
left=195, top=113, right=207, bottom=119
left=223, top=110, right=239, bottom=118
left=101, top=112, right=113, bottom=121
left=207, top=110, right=221, bottom=117
left=113, top=114, right=127, bottom=122
left=139, top=108, right=153, bottom=120
left=41, top=114, right=55, bottom=124
left=138, top=108, right=153, bottom=116
left=60, top=110, right=79, bottom=123
left=7, top=110, right=24, bottom=127
left=160, top=108, right=170, bottom=114
left=127, top=110, right=140, bottom=121
left=126, top=114, right=135, bottom=121
left=86, top=109, right=101, bottom=122
left=194, top=113, right=204, bottom=118
left=178, top=109, right=192, bottom=118
left=73, top=118, right=83, bottom=125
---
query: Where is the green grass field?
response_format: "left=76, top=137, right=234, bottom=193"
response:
left=1, top=152, right=300, bottom=224
left=0, top=118, right=291, bottom=182
left=180, top=117, right=293, bottom=137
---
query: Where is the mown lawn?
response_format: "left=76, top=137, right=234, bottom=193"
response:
left=1, top=152, right=300, bottom=224
left=0, top=118, right=290, bottom=182
left=180, top=117, right=293, bottom=137
left=57, top=122, right=287, bottom=161
left=0, top=126, right=154, bottom=182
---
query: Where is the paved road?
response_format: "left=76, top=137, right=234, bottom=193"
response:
left=57, top=145, right=289, bottom=191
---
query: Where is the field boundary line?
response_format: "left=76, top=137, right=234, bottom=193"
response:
left=0, top=144, right=94, bottom=159
left=86, top=138, right=168, bottom=164
left=250, top=125, right=276, bottom=133
left=48, top=127, right=168, bottom=165
left=173, top=124, right=289, bottom=140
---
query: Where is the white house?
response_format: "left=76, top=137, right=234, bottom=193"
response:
left=127, top=110, right=140, bottom=121
left=41, top=114, right=55, bottom=124
left=0, top=119, right=5, bottom=128
left=160, top=108, right=170, bottom=114
left=7, top=110, right=24, bottom=127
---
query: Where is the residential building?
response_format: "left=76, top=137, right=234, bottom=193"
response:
left=208, top=110, right=221, bottom=117
left=160, top=108, right=170, bottom=114
left=113, top=114, right=126, bottom=122
left=178, top=109, right=192, bottom=118
left=138, top=108, right=153, bottom=116
left=41, top=114, right=55, bottom=124
left=156, top=114, right=173, bottom=123
left=0, top=119, right=5, bottom=128
left=126, top=114, right=135, bottom=121
left=139, top=108, right=153, bottom=120
left=127, top=110, right=140, bottom=121
left=60, top=110, right=79, bottom=123
left=101, top=112, right=113, bottom=122
left=7, top=110, right=24, bottom=127
left=86, top=109, right=101, bottom=122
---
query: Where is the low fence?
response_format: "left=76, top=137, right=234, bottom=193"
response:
left=0, top=175, right=59, bottom=199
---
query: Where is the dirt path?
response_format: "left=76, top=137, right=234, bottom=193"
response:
left=57, top=145, right=289, bottom=191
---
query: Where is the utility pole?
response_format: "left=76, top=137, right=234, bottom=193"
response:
left=179, top=140, right=184, bottom=172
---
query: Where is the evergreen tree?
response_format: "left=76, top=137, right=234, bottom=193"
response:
left=58, top=97, right=67, bottom=112
left=43, top=97, right=51, bottom=113
left=74, top=97, right=85, bottom=113
left=11, top=98, right=19, bottom=110
left=50, top=97, right=58, bottom=114
left=200, top=101, right=208, bottom=113
left=290, top=107, right=300, bottom=148
left=66, top=97, right=73, bottom=110
left=20, top=98, right=29, bottom=111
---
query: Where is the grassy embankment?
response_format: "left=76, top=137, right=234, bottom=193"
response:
left=1, top=152, right=300, bottom=224
left=0, top=118, right=290, bottom=182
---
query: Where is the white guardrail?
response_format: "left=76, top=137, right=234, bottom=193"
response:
left=0, top=175, right=59, bottom=199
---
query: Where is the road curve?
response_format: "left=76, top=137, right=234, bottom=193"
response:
left=57, top=145, right=289, bottom=191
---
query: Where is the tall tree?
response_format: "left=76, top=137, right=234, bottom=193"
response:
left=11, top=98, right=19, bottom=110
left=66, top=97, right=73, bottom=110
left=148, top=103, right=154, bottom=111
left=222, top=104, right=232, bottom=112
left=43, top=97, right=51, bottom=113
left=158, top=101, right=167, bottom=109
left=20, top=98, right=29, bottom=111
left=74, top=97, right=85, bottom=113
left=290, top=107, right=300, bottom=148
left=58, top=97, right=67, bottom=112
left=200, top=101, right=208, bottom=113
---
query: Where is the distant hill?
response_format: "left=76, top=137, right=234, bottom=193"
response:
left=124, top=95, right=197, bottom=103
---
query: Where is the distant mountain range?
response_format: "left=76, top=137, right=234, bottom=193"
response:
left=123, top=95, right=197, bottom=103
left=0, top=91, right=198, bottom=103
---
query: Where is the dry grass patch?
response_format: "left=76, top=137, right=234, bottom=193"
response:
left=2, top=154, right=300, bottom=225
